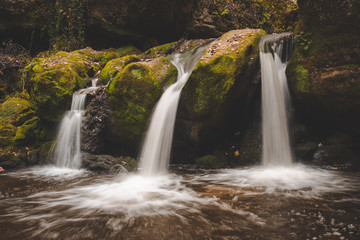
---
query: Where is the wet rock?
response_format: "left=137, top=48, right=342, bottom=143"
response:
left=312, top=133, right=359, bottom=166
left=237, top=123, right=261, bottom=165
left=81, top=87, right=111, bottom=154
left=82, top=154, right=137, bottom=173
left=295, top=141, right=317, bottom=160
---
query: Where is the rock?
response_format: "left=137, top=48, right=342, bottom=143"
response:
left=81, top=87, right=111, bottom=154
left=312, top=133, right=359, bottom=166
left=238, top=123, right=262, bottom=165
left=105, top=56, right=177, bottom=153
left=0, top=94, right=37, bottom=148
left=287, top=0, right=360, bottom=135
left=295, top=141, right=317, bottom=160
left=98, top=55, right=140, bottom=85
left=24, top=48, right=119, bottom=122
left=82, top=154, right=137, bottom=173
left=195, top=154, right=224, bottom=169
left=174, top=29, right=263, bottom=159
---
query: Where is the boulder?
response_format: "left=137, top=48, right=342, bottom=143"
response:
left=173, top=29, right=263, bottom=161
left=105, top=56, right=177, bottom=153
left=24, top=48, right=120, bottom=122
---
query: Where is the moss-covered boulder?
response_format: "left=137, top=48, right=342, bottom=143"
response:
left=106, top=57, right=177, bottom=151
left=287, top=0, right=360, bottom=135
left=0, top=92, right=43, bottom=168
left=98, top=55, right=140, bottom=85
left=0, top=94, right=36, bottom=148
left=25, top=48, right=121, bottom=122
left=173, top=29, right=263, bottom=159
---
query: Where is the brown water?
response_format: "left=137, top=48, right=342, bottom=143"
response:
left=0, top=165, right=359, bottom=240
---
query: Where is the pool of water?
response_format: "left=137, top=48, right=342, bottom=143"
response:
left=0, top=165, right=359, bottom=240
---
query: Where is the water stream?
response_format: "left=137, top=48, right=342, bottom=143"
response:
left=139, top=45, right=208, bottom=176
left=52, top=79, right=98, bottom=169
left=260, top=33, right=294, bottom=167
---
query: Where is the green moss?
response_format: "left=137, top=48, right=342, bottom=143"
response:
left=144, top=42, right=177, bottom=58
left=0, top=97, right=34, bottom=126
left=25, top=50, right=101, bottom=122
left=37, top=141, right=54, bottom=164
left=119, top=156, right=137, bottom=171
left=107, top=62, right=162, bottom=143
left=287, top=49, right=311, bottom=94
left=115, top=46, right=141, bottom=57
left=0, top=124, right=17, bottom=147
left=186, top=31, right=261, bottom=118
left=14, top=117, right=40, bottom=145
left=98, top=55, right=140, bottom=84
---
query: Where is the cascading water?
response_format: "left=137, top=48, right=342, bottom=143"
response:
left=260, top=33, right=294, bottom=167
left=139, top=45, right=208, bottom=176
left=52, top=79, right=99, bottom=169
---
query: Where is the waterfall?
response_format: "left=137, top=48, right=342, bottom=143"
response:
left=139, top=45, right=208, bottom=176
left=52, top=79, right=98, bottom=169
left=260, top=33, right=294, bottom=167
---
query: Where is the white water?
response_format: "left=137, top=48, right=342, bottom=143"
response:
left=139, top=45, right=208, bottom=176
left=260, top=33, right=294, bottom=167
left=52, top=79, right=98, bottom=169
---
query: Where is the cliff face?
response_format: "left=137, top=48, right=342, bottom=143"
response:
left=287, top=0, right=360, bottom=135
left=0, top=0, right=297, bottom=52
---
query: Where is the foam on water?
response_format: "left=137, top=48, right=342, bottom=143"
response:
left=7, top=166, right=88, bottom=180
left=191, top=165, right=358, bottom=197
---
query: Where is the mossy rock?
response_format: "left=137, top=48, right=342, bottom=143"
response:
left=37, top=141, right=54, bottom=164
left=143, top=42, right=177, bottom=58
left=106, top=62, right=162, bottom=146
left=0, top=96, right=37, bottom=148
left=25, top=49, right=117, bottom=122
left=185, top=29, right=262, bottom=117
left=114, top=46, right=142, bottom=57
left=179, top=29, right=263, bottom=150
left=74, top=47, right=120, bottom=65
left=98, top=55, right=140, bottom=85
left=106, top=57, right=177, bottom=149
left=14, top=117, right=40, bottom=145
left=196, top=154, right=224, bottom=169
